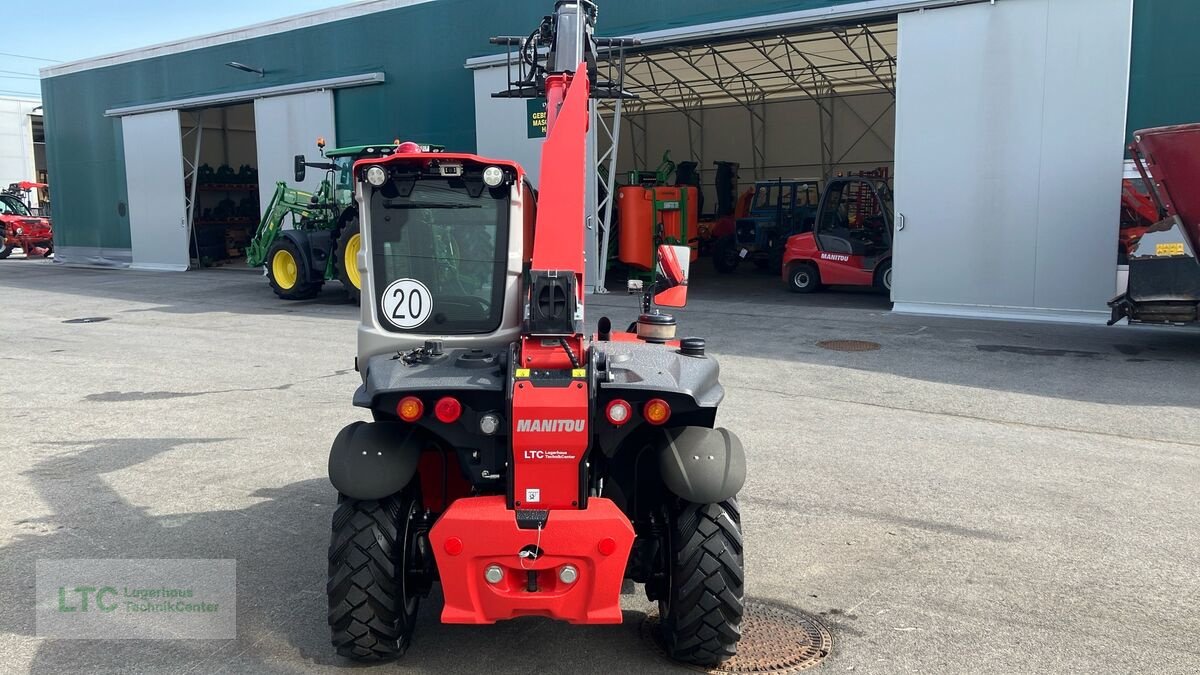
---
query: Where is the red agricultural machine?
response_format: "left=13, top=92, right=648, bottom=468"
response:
left=781, top=170, right=894, bottom=293
left=1109, top=124, right=1200, bottom=325
left=324, top=1, right=745, bottom=667
left=0, top=181, right=52, bottom=259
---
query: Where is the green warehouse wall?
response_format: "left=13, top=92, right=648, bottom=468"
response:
left=1127, top=0, right=1200, bottom=139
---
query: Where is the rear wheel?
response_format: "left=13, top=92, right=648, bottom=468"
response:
left=336, top=216, right=362, bottom=305
left=787, top=262, right=820, bottom=293
left=327, top=491, right=422, bottom=661
left=266, top=238, right=321, bottom=300
left=874, top=259, right=893, bottom=293
left=713, top=237, right=740, bottom=273
left=0, top=235, right=12, bottom=259
left=658, top=499, right=744, bottom=667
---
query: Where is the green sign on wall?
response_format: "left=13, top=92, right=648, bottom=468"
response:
left=527, top=99, right=548, bottom=138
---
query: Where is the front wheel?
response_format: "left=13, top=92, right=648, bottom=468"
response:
left=713, top=237, right=740, bottom=274
left=336, top=216, right=362, bottom=305
left=0, top=237, right=12, bottom=259
left=874, top=259, right=893, bottom=293
left=659, top=499, right=744, bottom=666
left=787, top=262, right=821, bottom=293
left=266, top=238, right=321, bottom=300
left=327, top=492, right=422, bottom=661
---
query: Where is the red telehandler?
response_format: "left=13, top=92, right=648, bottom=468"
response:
left=1109, top=124, right=1200, bottom=325
left=324, top=1, right=746, bottom=667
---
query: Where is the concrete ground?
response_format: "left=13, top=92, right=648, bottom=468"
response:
left=1, top=257, right=1198, bottom=674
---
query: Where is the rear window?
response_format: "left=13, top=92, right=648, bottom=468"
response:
left=369, top=179, right=509, bottom=335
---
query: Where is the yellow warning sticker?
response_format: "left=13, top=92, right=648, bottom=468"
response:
left=1156, top=242, right=1186, bottom=256
left=515, top=368, right=531, bottom=378
left=572, top=368, right=588, bottom=378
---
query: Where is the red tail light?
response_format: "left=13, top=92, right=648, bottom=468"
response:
left=397, top=396, right=424, bottom=422
left=435, top=396, right=463, bottom=423
left=605, top=400, right=632, bottom=426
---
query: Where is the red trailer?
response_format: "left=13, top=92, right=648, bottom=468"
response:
left=1109, top=124, right=1200, bottom=325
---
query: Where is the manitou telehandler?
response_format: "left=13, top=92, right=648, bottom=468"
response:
left=324, top=1, right=746, bottom=667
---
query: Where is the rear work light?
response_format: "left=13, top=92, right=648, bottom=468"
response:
left=397, top=396, right=424, bottom=422
left=605, top=400, right=632, bottom=426
left=643, top=399, right=671, bottom=425
left=435, top=396, right=462, bottom=423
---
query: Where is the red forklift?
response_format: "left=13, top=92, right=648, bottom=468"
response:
left=781, top=169, right=893, bottom=293
left=323, top=1, right=745, bottom=668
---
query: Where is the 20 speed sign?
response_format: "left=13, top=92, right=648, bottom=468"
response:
left=381, top=278, right=433, bottom=329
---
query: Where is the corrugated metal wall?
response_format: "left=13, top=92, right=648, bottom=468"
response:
left=41, top=0, right=866, bottom=257
left=1127, top=0, right=1200, bottom=137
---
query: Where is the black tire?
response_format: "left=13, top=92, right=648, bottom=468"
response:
left=335, top=214, right=362, bottom=305
left=327, top=492, right=421, bottom=661
left=787, top=262, right=820, bottom=293
left=0, top=237, right=12, bottom=259
left=713, top=237, right=740, bottom=274
left=42, top=245, right=53, bottom=258
left=266, top=238, right=322, bottom=300
left=659, top=499, right=745, bottom=667
left=874, top=259, right=893, bottom=293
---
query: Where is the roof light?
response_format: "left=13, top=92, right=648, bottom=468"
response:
left=643, top=399, right=671, bottom=425
left=397, top=396, right=423, bottom=422
left=365, top=166, right=387, bottom=187
left=482, top=166, right=505, bottom=187
left=435, top=396, right=462, bottom=424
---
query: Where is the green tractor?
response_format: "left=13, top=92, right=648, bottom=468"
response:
left=246, top=139, right=443, bottom=303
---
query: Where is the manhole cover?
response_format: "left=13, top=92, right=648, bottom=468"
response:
left=641, top=599, right=832, bottom=674
left=817, top=339, right=879, bottom=352
left=62, top=317, right=111, bottom=324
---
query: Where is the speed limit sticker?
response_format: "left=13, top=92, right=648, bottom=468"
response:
left=381, top=278, right=433, bottom=329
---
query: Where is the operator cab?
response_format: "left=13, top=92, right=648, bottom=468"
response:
left=814, top=176, right=893, bottom=265
left=354, top=147, right=529, bottom=363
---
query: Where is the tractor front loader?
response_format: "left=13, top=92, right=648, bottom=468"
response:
left=248, top=140, right=442, bottom=303
left=323, top=0, right=746, bottom=667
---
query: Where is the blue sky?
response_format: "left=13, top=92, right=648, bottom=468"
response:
left=0, top=0, right=351, bottom=98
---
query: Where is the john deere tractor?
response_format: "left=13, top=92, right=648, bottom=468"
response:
left=247, top=140, right=443, bottom=303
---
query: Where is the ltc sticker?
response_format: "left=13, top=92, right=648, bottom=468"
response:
left=381, top=278, right=433, bottom=329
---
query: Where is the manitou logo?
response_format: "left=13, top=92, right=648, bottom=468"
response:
left=516, top=419, right=586, bottom=433
left=820, top=253, right=851, bottom=262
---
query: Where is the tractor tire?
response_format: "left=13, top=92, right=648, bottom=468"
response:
left=336, top=215, right=362, bottom=305
left=327, top=492, right=421, bottom=661
left=713, top=237, right=740, bottom=274
left=787, top=262, right=820, bottom=293
left=266, top=238, right=322, bottom=300
left=874, top=259, right=893, bottom=293
left=0, top=240, right=12, bottom=259
left=659, top=499, right=744, bottom=667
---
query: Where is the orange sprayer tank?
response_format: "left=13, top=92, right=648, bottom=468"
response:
left=617, top=185, right=655, bottom=270
left=617, top=185, right=700, bottom=271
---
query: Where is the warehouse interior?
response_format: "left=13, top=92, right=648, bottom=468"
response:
left=585, top=19, right=899, bottom=289
left=180, top=103, right=260, bottom=266
left=599, top=20, right=897, bottom=211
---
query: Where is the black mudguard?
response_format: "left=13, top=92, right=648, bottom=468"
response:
left=328, top=421, right=423, bottom=500
left=656, top=426, right=746, bottom=504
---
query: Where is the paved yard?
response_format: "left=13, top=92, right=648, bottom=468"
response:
left=0, top=259, right=1198, bottom=674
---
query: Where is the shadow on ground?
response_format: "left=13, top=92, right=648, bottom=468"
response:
left=0, top=436, right=677, bottom=674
